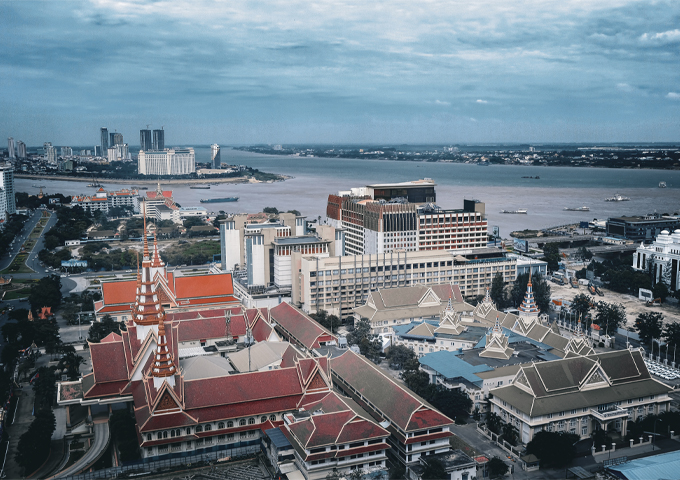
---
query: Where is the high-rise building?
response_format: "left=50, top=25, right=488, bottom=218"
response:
left=100, top=127, right=109, bottom=153
left=327, top=180, right=487, bottom=256
left=44, top=142, right=57, bottom=163
left=138, top=148, right=195, bottom=175
left=116, top=143, right=130, bottom=161
left=140, top=129, right=152, bottom=151
left=61, top=146, right=73, bottom=157
left=152, top=129, right=164, bottom=150
left=211, top=144, right=221, bottom=168
left=16, top=141, right=26, bottom=159
left=0, top=165, right=16, bottom=216
left=93, top=145, right=100, bottom=157
left=110, top=132, right=123, bottom=146
left=7, top=138, right=15, bottom=160
left=107, top=147, right=118, bottom=162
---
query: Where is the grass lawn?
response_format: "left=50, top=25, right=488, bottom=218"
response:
left=4, top=287, right=32, bottom=300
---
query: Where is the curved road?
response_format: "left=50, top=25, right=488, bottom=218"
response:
left=53, top=421, right=110, bottom=479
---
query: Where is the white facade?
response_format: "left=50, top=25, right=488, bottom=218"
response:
left=107, top=147, right=118, bottom=162
left=210, top=144, right=220, bottom=168
left=138, top=148, right=196, bottom=175
left=0, top=165, right=16, bottom=216
left=220, top=220, right=241, bottom=272
left=246, top=235, right=266, bottom=287
left=633, top=229, right=680, bottom=292
left=7, top=138, right=16, bottom=159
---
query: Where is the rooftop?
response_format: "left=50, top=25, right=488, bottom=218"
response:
left=273, top=236, right=329, bottom=246
left=419, top=351, right=492, bottom=384
left=606, top=450, right=680, bottom=480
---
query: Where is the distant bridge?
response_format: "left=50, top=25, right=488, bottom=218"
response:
left=522, top=234, right=594, bottom=244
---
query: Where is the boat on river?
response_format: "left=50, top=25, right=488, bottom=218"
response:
left=659, top=181, right=667, bottom=188
left=605, top=194, right=630, bottom=202
left=564, top=206, right=590, bottom=211
left=200, top=197, right=238, bottom=203
left=190, top=185, right=211, bottom=189
left=500, top=209, right=527, bottom=214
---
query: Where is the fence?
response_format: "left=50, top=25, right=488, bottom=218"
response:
left=61, top=445, right=260, bottom=480
left=476, top=424, right=524, bottom=463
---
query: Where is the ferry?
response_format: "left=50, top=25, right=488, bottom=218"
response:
left=605, top=194, right=629, bottom=202
left=659, top=181, right=667, bottom=188
left=87, top=183, right=103, bottom=188
left=200, top=197, right=238, bottom=203
left=564, top=206, right=590, bottom=211
left=190, top=185, right=211, bottom=190
left=32, top=184, right=46, bottom=188
left=500, top=209, right=527, bottom=214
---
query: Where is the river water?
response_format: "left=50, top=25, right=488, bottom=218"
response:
left=17, top=148, right=680, bottom=237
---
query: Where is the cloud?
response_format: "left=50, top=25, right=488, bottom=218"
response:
left=435, top=100, right=450, bottom=106
left=476, top=99, right=488, bottom=104
left=640, top=29, right=680, bottom=44
left=667, top=92, right=680, bottom=100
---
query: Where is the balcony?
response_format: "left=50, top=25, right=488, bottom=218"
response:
left=590, top=408, right=629, bottom=421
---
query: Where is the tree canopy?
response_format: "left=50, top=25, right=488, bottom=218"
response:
left=88, top=314, right=126, bottom=343
left=635, top=312, right=664, bottom=346
left=309, top=309, right=341, bottom=333
left=487, top=457, right=509, bottom=478
left=594, top=301, right=626, bottom=335
left=526, top=431, right=579, bottom=468
left=490, top=272, right=507, bottom=309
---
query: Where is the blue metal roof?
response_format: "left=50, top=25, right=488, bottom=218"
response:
left=607, top=450, right=680, bottom=480
left=419, top=350, right=492, bottom=385
left=392, top=320, right=438, bottom=337
left=474, top=327, right=552, bottom=351
left=265, top=428, right=291, bottom=449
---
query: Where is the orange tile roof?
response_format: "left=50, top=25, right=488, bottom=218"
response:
left=101, top=280, right=137, bottom=305
left=173, top=274, right=234, bottom=299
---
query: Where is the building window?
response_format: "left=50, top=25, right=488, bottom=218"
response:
left=195, top=426, right=203, bottom=433
left=269, top=414, right=276, bottom=421
left=248, top=418, right=255, bottom=425
left=240, top=419, right=246, bottom=426
left=261, top=416, right=268, bottom=423
left=205, top=424, right=212, bottom=431
left=228, top=421, right=234, bottom=428
left=218, top=422, right=225, bottom=429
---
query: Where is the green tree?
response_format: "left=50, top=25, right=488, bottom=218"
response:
left=422, top=458, right=447, bottom=480
left=526, top=431, right=579, bottom=468
left=635, top=312, right=664, bottom=346
left=402, top=369, right=431, bottom=398
left=110, top=410, right=141, bottom=461
left=309, top=309, right=340, bottom=333
left=663, top=323, right=680, bottom=352
left=88, top=314, right=125, bottom=343
left=386, top=345, right=417, bottom=370
left=61, top=303, right=80, bottom=325
left=429, top=386, right=473, bottom=421
left=487, top=457, right=509, bottom=478
left=486, top=412, right=502, bottom=435
left=594, top=301, right=626, bottom=335
left=29, top=275, right=62, bottom=311
left=490, top=272, right=507, bottom=309
left=16, top=409, right=56, bottom=472
left=542, top=242, right=561, bottom=272
left=653, top=282, right=670, bottom=302
left=262, top=207, right=279, bottom=214
left=502, top=422, right=519, bottom=446
left=571, top=293, right=594, bottom=321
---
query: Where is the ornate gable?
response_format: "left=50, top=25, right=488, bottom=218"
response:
left=155, top=389, right=180, bottom=412
left=307, top=371, right=328, bottom=391
left=514, top=369, right=534, bottom=394
left=581, top=366, right=610, bottom=391
left=418, top=288, right=440, bottom=307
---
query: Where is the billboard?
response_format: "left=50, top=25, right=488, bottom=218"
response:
left=513, top=238, right=528, bottom=253
left=61, top=259, right=88, bottom=268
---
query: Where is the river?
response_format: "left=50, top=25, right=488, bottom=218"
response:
left=16, top=148, right=680, bottom=237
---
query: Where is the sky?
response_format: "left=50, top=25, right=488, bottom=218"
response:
left=1, top=0, right=679, bottom=146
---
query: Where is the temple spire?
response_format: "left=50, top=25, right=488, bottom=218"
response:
left=151, top=230, right=164, bottom=268
left=446, top=294, right=453, bottom=312
left=493, top=315, right=503, bottom=333
left=151, top=314, right=176, bottom=378
left=576, top=314, right=584, bottom=338
left=142, top=200, right=149, bottom=259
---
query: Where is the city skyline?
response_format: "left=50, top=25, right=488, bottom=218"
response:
left=1, top=0, right=679, bottom=145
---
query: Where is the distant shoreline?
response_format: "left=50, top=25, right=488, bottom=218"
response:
left=15, top=174, right=291, bottom=185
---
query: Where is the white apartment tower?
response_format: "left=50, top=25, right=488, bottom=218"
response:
left=210, top=144, right=221, bottom=169
left=7, top=138, right=15, bottom=160
left=138, top=148, right=196, bottom=175
left=17, top=141, right=26, bottom=159
left=0, top=165, right=16, bottom=216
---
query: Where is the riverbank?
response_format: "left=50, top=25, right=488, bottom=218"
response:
left=15, top=174, right=291, bottom=185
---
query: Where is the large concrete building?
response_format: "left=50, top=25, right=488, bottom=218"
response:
left=633, top=229, right=680, bottom=292
left=138, top=148, right=196, bottom=175
left=607, top=215, right=680, bottom=241
left=71, top=187, right=140, bottom=215
left=293, top=247, right=517, bottom=319
left=327, top=180, right=487, bottom=255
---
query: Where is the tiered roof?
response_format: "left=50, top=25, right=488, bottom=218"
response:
left=270, top=302, right=336, bottom=350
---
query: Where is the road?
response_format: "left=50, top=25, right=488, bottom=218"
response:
left=0, top=209, right=43, bottom=272
left=53, top=421, right=110, bottom=479
left=0, top=209, right=57, bottom=279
